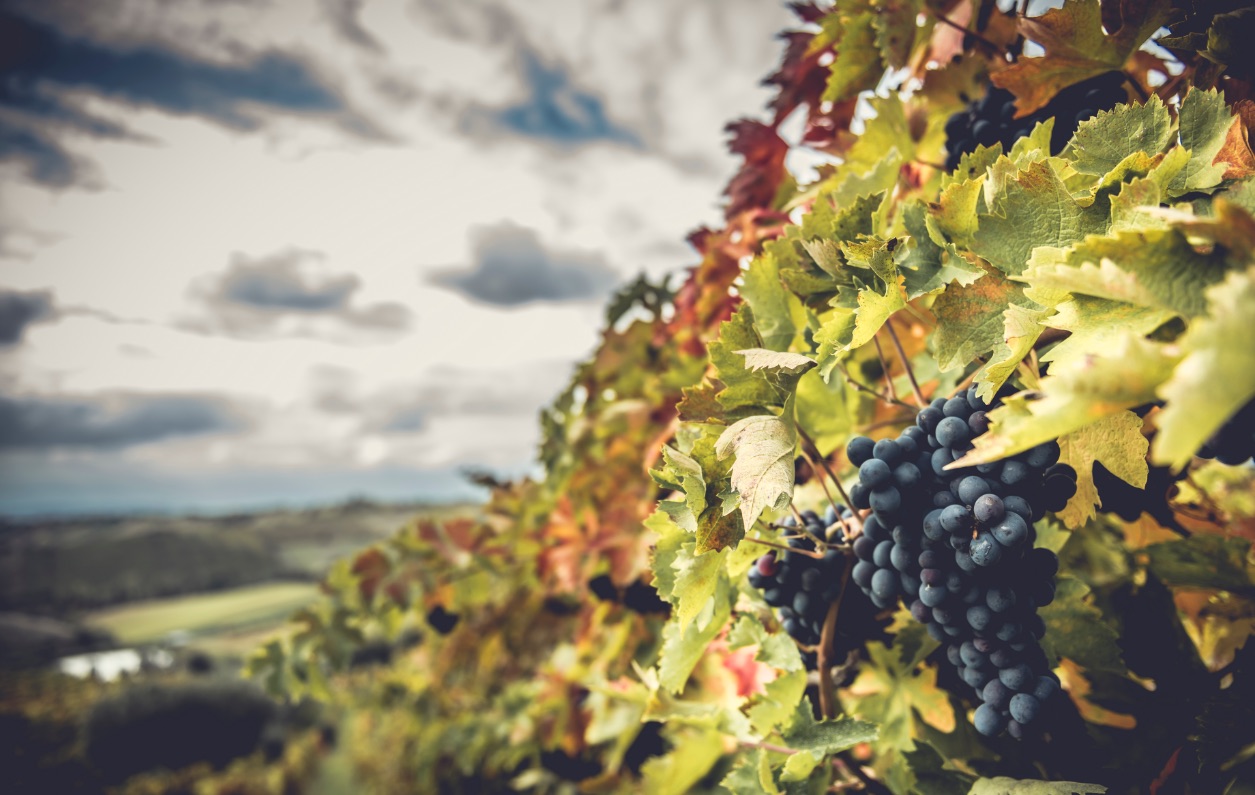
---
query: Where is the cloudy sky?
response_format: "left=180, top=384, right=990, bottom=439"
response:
left=0, top=0, right=795, bottom=516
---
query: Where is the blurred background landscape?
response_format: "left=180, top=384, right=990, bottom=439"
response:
left=0, top=0, right=796, bottom=791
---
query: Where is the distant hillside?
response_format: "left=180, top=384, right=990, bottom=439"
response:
left=0, top=500, right=476, bottom=613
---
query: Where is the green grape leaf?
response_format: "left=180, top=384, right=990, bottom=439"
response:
left=640, top=728, right=726, bottom=795
left=1039, top=577, right=1126, bottom=673
left=743, top=248, right=809, bottom=352
left=814, top=308, right=858, bottom=382
left=967, top=778, right=1107, bottom=795
left=928, top=174, right=986, bottom=249
left=844, top=631, right=953, bottom=752
left=795, top=367, right=859, bottom=457
left=657, top=576, right=734, bottom=693
left=737, top=349, right=817, bottom=375
left=932, top=270, right=1027, bottom=372
left=952, top=333, right=1180, bottom=466
left=780, top=749, right=822, bottom=782
left=1067, top=95, right=1173, bottom=176
left=671, top=544, right=729, bottom=632
left=647, top=509, right=688, bottom=602
left=748, top=669, right=808, bottom=737
left=900, top=200, right=985, bottom=298
left=652, top=445, right=707, bottom=518
left=1056, top=410, right=1149, bottom=529
left=1170, top=88, right=1239, bottom=196
left=716, top=407, right=798, bottom=531
left=1153, top=266, right=1255, bottom=468
left=728, top=614, right=804, bottom=672
left=782, top=702, right=880, bottom=753
left=720, top=749, right=779, bottom=795
left=850, top=272, right=908, bottom=351
left=824, top=11, right=882, bottom=104
left=711, top=304, right=784, bottom=412
left=1144, top=536, right=1255, bottom=593
left=972, top=161, right=1107, bottom=276
left=973, top=300, right=1055, bottom=402
left=902, top=742, right=977, bottom=795
left=826, top=97, right=914, bottom=205
left=1023, top=226, right=1232, bottom=318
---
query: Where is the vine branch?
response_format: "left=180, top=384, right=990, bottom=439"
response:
left=885, top=320, right=926, bottom=407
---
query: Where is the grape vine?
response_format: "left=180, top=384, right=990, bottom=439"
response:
left=248, top=1, right=1255, bottom=793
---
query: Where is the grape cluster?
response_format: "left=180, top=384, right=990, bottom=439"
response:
left=846, top=386, right=1077, bottom=738
left=1198, top=399, right=1255, bottom=465
left=745, top=508, right=886, bottom=671
left=943, top=71, right=1128, bottom=170
left=748, top=510, right=846, bottom=647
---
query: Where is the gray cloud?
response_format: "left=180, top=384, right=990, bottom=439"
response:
left=195, top=249, right=411, bottom=336
left=0, top=289, right=54, bottom=346
left=0, top=392, right=241, bottom=450
left=218, top=250, right=358, bottom=311
left=430, top=223, right=619, bottom=306
left=320, top=0, right=383, bottom=53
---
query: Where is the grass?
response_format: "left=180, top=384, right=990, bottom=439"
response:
left=85, top=581, right=319, bottom=646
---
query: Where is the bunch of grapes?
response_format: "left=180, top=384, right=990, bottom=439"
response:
left=943, top=71, right=1128, bottom=170
left=1197, top=399, right=1255, bottom=465
left=847, top=386, right=1077, bottom=738
left=746, top=508, right=886, bottom=671
left=748, top=510, right=846, bottom=647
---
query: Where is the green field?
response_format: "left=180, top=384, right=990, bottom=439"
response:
left=85, top=581, right=319, bottom=646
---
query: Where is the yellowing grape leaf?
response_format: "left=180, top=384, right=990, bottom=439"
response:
left=973, top=300, right=1055, bottom=402
left=990, top=0, right=1170, bottom=117
left=1153, top=266, right=1255, bottom=468
left=843, top=624, right=954, bottom=753
left=1056, top=411, right=1149, bottom=529
left=932, top=270, right=1028, bottom=372
left=968, top=777, right=1107, bottom=794
left=716, top=407, right=798, bottom=531
left=1040, top=297, right=1175, bottom=372
left=737, top=349, right=817, bottom=375
left=952, top=333, right=1179, bottom=466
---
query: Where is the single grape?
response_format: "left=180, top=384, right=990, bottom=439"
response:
left=847, top=436, right=875, bottom=466
left=859, top=458, right=892, bottom=489
left=873, top=438, right=903, bottom=465
left=969, top=533, right=1002, bottom=566
left=935, top=416, right=971, bottom=448
left=983, top=678, right=1012, bottom=709
left=957, top=476, right=990, bottom=505
left=1009, top=693, right=1040, bottom=723
left=973, top=493, right=1004, bottom=525
left=974, top=703, right=1007, bottom=737
left=992, top=513, right=1028, bottom=549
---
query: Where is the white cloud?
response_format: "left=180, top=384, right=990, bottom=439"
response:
left=0, top=0, right=799, bottom=513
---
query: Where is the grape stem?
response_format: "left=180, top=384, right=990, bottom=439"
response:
left=930, top=12, right=1008, bottom=56
left=797, top=441, right=854, bottom=540
left=885, top=320, right=927, bottom=407
left=1122, top=70, right=1150, bottom=102
left=751, top=533, right=826, bottom=559
left=791, top=504, right=830, bottom=549
left=817, top=565, right=850, bottom=720
left=872, top=335, right=899, bottom=403
left=837, top=363, right=915, bottom=407
left=797, top=426, right=864, bottom=538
